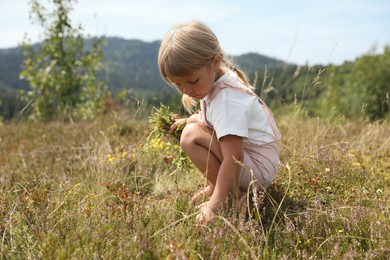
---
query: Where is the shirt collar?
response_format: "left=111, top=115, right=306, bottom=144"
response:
left=203, top=70, right=239, bottom=104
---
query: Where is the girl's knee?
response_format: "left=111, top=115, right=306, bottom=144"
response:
left=180, top=122, right=216, bottom=156
left=180, top=123, right=199, bottom=150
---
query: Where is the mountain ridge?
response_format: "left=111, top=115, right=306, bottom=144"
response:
left=0, top=37, right=288, bottom=95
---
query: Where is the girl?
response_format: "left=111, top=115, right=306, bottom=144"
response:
left=158, top=21, right=281, bottom=225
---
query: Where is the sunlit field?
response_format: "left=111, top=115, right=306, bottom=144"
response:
left=0, top=107, right=389, bottom=259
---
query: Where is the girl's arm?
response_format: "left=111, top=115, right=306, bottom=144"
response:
left=196, top=134, right=243, bottom=224
left=187, top=113, right=199, bottom=124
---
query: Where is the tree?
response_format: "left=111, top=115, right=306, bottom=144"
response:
left=357, top=47, right=390, bottom=120
left=20, top=0, right=106, bottom=121
left=327, top=47, right=389, bottom=121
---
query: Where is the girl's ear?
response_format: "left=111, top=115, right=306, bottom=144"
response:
left=212, top=54, right=222, bottom=70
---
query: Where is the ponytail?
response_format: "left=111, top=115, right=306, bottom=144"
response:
left=222, top=58, right=253, bottom=89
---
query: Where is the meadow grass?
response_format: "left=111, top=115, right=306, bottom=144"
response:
left=0, top=108, right=389, bottom=259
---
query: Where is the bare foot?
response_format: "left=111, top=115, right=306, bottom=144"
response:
left=190, top=185, right=214, bottom=206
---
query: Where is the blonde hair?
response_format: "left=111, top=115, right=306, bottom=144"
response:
left=158, top=21, right=251, bottom=113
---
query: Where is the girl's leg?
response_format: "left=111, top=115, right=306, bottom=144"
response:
left=180, top=122, right=223, bottom=200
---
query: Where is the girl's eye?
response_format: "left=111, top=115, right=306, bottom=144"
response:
left=189, top=79, right=199, bottom=84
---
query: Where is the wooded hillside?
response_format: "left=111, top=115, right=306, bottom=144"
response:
left=0, top=38, right=388, bottom=121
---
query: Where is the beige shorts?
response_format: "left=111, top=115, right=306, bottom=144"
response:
left=238, top=141, right=280, bottom=191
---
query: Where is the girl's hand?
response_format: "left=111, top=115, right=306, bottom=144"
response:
left=169, top=118, right=187, bottom=134
left=169, top=113, right=200, bottom=134
left=195, top=201, right=216, bottom=225
left=190, top=185, right=214, bottom=206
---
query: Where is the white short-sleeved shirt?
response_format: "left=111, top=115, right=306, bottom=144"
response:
left=204, top=72, right=275, bottom=145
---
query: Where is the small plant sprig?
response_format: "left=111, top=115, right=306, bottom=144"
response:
left=148, top=104, right=191, bottom=170
left=149, top=104, right=185, bottom=142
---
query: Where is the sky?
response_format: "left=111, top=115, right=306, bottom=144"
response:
left=0, top=0, right=389, bottom=65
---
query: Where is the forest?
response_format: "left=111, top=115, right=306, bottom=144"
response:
left=0, top=37, right=389, bottom=121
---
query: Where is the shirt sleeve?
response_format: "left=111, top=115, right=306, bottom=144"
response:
left=209, top=99, right=250, bottom=140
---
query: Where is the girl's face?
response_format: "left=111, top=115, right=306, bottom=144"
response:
left=170, top=56, right=224, bottom=100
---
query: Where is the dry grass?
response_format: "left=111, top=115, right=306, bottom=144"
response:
left=0, top=108, right=389, bottom=259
